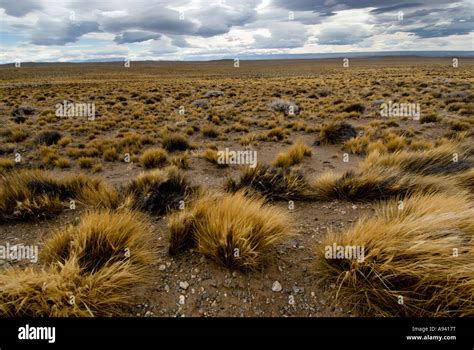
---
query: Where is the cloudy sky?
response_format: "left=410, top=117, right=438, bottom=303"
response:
left=0, top=0, right=472, bottom=63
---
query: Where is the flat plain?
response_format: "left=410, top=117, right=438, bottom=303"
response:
left=0, top=57, right=472, bottom=317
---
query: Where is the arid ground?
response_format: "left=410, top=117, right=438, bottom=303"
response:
left=0, top=57, right=472, bottom=317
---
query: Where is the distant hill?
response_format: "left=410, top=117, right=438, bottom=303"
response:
left=1, top=51, right=473, bottom=65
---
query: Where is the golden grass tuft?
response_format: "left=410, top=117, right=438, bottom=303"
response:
left=319, top=121, right=356, bottom=144
left=273, top=142, right=312, bottom=168
left=122, top=166, right=195, bottom=215
left=41, top=210, right=154, bottom=273
left=0, top=169, right=119, bottom=221
left=225, top=163, right=309, bottom=200
left=0, top=209, right=155, bottom=316
left=314, top=192, right=474, bottom=317
left=168, top=192, right=293, bottom=270
left=310, top=167, right=455, bottom=202
left=140, top=148, right=168, bottom=168
left=361, top=142, right=472, bottom=176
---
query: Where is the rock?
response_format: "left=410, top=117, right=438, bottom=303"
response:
left=191, top=99, right=209, bottom=108
left=272, top=281, right=282, bottom=292
left=144, top=311, right=153, bottom=317
left=205, top=90, right=224, bottom=97
left=267, top=99, right=300, bottom=116
left=179, top=281, right=189, bottom=290
left=178, top=295, right=185, bottom=305
left=158, top=264, right=166, bottom=271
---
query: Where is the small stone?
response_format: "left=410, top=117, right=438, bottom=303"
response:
left=144, top=311, right=153, bottom=317
left=178, top=295, right=185, bottom=305
left=179, top=281, right=189, bottom=290
left=158, top=264, right=166, bottom=271
left=272, top=281, right=282, bottom=292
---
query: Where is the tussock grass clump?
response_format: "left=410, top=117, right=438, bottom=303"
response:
left=162, top=133, right=190, bottom=152
left=315, top=193, right=474, bottom=317
left=122, top=166, right=195, bottom=215
left=225, top=163, right=309, bottom=200
left=361, top=143, right=473, bottom=176
left=273, top=142, right=312, bottom=168
left=319, top=121, right=357, bottom=144
left=78, top=157, right=95, bottom=169
left=168, top=192, right=293, bottom=270
left=1, top=210, right=154, bottom=316
left=35, top=131, right=62, bottom=146
left=311, top=167, right=450, bottom=202
left=41, top=210, right=154, bottom=273
left=0, top=169, right=118, bottom=221
left=313, top=141, right=472, bottom=202
left=0, top=158, right=15, bottom=171
left=170, top=153, right=189, bottom=169
left=268, top=99, right=300, bottom=116
left=140, top=148, right=168, bottom=168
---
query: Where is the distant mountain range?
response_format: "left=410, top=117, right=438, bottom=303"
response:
left=1, top=51, right=473, bottom=65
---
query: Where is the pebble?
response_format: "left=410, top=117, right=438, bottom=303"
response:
left=158, top=264, right=166, bottom=271
left=178, top=295, right=185, bottom=305
left=179, top=281, right=189, bottom=290
left=272, top=281, right=282, bottom=292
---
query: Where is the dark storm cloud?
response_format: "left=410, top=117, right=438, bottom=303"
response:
left=29, top=20, right=100, bottom=45
left=99, top=7, right=198, bottom=35
left=271, top=0, right=455, bottom=12
left=369, top=4, right=473, bottom=38
left=114, top=31, right=162, bottom=44
left=0, top=0, right=41, bottom=17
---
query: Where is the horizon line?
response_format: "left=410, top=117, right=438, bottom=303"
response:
left=1, top=50, right=473, bottom=65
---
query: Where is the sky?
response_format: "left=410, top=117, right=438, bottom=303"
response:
left=0, top=0, right=473, bottom=63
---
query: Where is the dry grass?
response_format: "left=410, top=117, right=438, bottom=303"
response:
left=122, top=166, right=195, bottom=215
left=140, top=148, right=168, bottom=168
left=311, top=167, right=454, bottom=202
left=312, top=141, right=472, bottom=202
left=319, top=121, right=356, bottom=144
left=0, top=169, right=119, bottom=221
left=0, top=210, right=154, bottom=316
left=273, top=142, right=312, bottom=168
left=161, top=133, right=191, bottom=152
left=0, top=158, right=15, bottom=171
left=361, top=142, right=472, bottom=176
left=168, top=191, right=293, bottom=270
left=225, top=163, right=310, bottom=200
left=314, top=192, right=474, bottom=317
left=41, top=210, right=154, bottom=272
